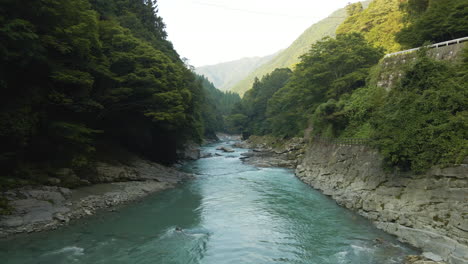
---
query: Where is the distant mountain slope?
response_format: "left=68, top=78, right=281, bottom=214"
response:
left=195, top=54, right=277, bottom=91
left=231, top=1, right=371, bottom=96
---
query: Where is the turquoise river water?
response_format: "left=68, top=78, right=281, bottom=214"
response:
left=0, top=141, right=418, bottom=264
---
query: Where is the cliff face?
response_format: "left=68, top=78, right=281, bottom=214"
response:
left=295, top=142, right=468, bottom=264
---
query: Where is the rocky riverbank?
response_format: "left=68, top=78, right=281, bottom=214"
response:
left=238, top=136, right=467, bottom=264
left=0, top=157, right=193, bottom=238
left=236, top=135, right=304, bottom=168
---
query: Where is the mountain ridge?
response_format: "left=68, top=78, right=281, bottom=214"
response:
left=195, top=53, right=278, bottom=91
left=231, top=1, right=371, bottom=96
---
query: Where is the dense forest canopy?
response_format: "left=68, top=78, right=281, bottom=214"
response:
left=229, top=0, right=468, bottom=172
left=225, top=68, right=293, bottom=136
left=0, top=0, right=238, bottom=186
left=228, top=33, right=384, bottom=138
left=336, top=0, right=405, bottom=52
left=197, top=75, right=241, bottom=138
left=396, top=0, right=468, bottom=48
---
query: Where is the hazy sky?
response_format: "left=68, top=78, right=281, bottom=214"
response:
left=158, top=0, right=360, bottom=67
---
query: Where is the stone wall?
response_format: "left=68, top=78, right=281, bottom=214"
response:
left=377, top=42, right=467, bottom=90
left=295, top=141, right=468, bottom=264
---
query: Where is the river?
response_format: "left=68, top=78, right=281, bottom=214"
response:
left=0, top=141, right=418, bottom=263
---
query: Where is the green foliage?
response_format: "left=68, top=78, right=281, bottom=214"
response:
left=311, top=81, right=388, bottom=139
left=224, top=1, right=467, bottom=174
left=266, top=33, right=384, bottom=137
left=397, top=0, right=468, bottom=48
left=230, top=68, right=292, bottom=136
left=313, top=49, right=467, bottom=173
left=224, top=114, right=248, bottom=134
left=337, top=0, right=405, bottom=53
left=346, top=2, right=364, bottom=16
left=312, top=99, right=348, bottom=138
left=196, top=75, right=241, bottom=138
left=0, top=0, right=219, bottom=184
left=371, top=52, right=467, bottom=172
left=400, top=0, right=429, bottom=20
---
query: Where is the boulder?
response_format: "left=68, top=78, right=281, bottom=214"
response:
left=201, top=152, right=213, bottom=158
left=54, top=168, right=82, bottom=187
left=177, top=142, right=201, bottom=160
left=216, top=146, right=235, bottom=153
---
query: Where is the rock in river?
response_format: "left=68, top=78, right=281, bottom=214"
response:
left=216, top=146, right=235, bottom=153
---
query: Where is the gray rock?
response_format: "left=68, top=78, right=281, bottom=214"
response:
left=297, top=140, right=468, bottom=264
left=54, top=213, right=69, bottom=223
left=200, top=153, right=213, bottom=158
left=0, top=216, right=23, bottom=227
left=54, top=168, right=75, bottom=179
left=46, top=177, right=61, bottom=185
left=20, top=189, right=66, bottom=204
left=54, top=168, right=82, bottom=187
left=0, top=156, right=192, bottom=238
left=177, top=142, right=201, bottom=160
left=95, top=162, right=138, bottom=182
left=216, top=146, right=235, bottom=153
left=423, top=253, right=444, bottom=262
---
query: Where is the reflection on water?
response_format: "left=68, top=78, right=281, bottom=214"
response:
left=0, top=141, right=418, bottom=264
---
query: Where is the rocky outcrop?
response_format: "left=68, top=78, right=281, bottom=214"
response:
left=0, top=158, right=192, bottom=238
left=216, top=133, right=241, bottom=141
left=216, top=146, right=235, bottom=153
left=238, top=136, right=304, bottom=168
left=177, top=142, right=201, bottom=160
left=296, top=141, right=468, bottom=264
left=92, top=158, right=189, bottom=183
left=405, top=255, right=448, bottom=264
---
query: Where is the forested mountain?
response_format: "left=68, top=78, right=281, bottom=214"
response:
left=229, top=34, right=384, bottom=137
left=195, top=54, right=277, bottom=91
left=230, top=1, right=372, bottom=96
left=197, top=75, right=241, bottom=138
left=0, top=0, right=237, bottom=183
left=228, top=0, right=468, bottom=173
left=225, top=68, right=292, bottom=135
left=336, top=0, right=405, bottom=52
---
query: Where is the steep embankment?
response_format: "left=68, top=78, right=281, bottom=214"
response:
left=195, top=54, right=277, bottom=91
left=296, top=141, right=468, bottom=264
left=0, top=156, right=193, bottom=238
left=240, top=135, right=467, bottom=264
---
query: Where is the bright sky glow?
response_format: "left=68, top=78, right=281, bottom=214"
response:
left=158, top=0, right=360, bottom=67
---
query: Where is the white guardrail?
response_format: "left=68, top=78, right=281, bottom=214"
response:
left=384, top=36, right=468, bottom=58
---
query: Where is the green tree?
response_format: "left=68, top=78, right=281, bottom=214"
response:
left=0, top=0, right=103, bottom=168
left=337, top=0, right=406, bottom=53
left=0, top=0, right=216, bottom=184
left=396, top=0, right=468, bottom=48
left=196, top=75, right=241, bottom=138
left=224, top=114, right=248, bottom=134
left=266, top=33, right=384, bottom=137
left=240, top=68, right=292, bottom=135
left=371, top=51, right=467, bottom=172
